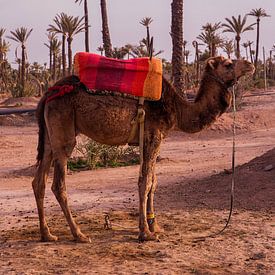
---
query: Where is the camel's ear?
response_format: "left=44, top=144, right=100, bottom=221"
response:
left=206, top=58, right=216, bottom=70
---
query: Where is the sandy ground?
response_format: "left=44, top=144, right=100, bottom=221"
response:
left=0, top=89, right=274, bottom=274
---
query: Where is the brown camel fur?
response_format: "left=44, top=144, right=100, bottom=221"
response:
left=32, top=56, right=254, bottom=242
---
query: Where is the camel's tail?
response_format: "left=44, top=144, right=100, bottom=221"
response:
left=36, top=93, right=48, bottom=163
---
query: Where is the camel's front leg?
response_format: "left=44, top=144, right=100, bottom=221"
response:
left=147, top=172, right=164, bottom=234
left=138, top=131, right=162, bottom=242
left=51, top=154, right=91, bottom=243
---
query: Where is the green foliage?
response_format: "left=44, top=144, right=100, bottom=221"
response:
left=231, top=76, right=255, bottom=109
left=68, top=139, right=139, bottom=171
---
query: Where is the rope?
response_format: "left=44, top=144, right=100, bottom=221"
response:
left=193, top=85, right=237, bottom=242
left=104, top=87, right=237, bottom=239
left=138, top=97, right=145, bottom=177
left=104, top=214, right=137, bottom=230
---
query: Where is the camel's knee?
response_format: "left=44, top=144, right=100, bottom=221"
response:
left=51, top=160, right=67, bottom=201
left=32, top=172, right=46, bottom=198
left=64, top=141, right=76, bottom=157
left=138, top=175, right=153, bottom=195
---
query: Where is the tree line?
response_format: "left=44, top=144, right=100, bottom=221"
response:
left=0, top=1, right=274, bottom=98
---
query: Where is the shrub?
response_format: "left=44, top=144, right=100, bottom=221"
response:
left=68, top=138, right=139, bottom=171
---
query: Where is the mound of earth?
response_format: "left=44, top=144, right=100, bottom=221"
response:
left=163, top=147, right=275, bottom=212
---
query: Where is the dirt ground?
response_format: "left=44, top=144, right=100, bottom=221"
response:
left=0, top=88, right=274, bottom=274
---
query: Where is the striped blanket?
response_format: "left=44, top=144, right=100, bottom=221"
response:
left=74, top=52, right=162, bottom=100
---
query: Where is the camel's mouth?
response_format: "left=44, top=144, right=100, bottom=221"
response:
left=244, top=63, right=255, bottom=75
left=240, top=62, right=255, bottom=76
left=233, top=59, right=255, bottom=79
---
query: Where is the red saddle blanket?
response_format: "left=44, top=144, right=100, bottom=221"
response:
left=74, top=52, right=162, bottom=100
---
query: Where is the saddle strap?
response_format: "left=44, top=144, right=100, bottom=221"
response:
left=138, top=97, right=145, bottom=178
left=127, top=97, right=145, bottom=177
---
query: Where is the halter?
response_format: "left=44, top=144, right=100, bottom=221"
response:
left=207, top=73, right=237, bottom=91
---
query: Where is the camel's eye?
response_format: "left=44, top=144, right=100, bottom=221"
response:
left=225, top=63, right=233, bottom=69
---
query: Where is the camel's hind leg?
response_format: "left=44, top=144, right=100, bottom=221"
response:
left=32, top=134, right=57, bottom=241
left=46, top=107, right=90, bottom=242
left=51, top=151, right=90, bottom=243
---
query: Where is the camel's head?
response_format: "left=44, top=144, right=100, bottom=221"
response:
left=205, top=56, right=255, bottom=87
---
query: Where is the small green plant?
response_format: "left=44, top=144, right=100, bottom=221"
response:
left=231, top=75, right=255, bottom=110
left=68, top=138, right=139, bottom=171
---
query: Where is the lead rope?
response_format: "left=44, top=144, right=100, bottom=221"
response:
left=193, top=85, right=237, bottom=242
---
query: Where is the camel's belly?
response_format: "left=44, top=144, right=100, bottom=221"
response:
left=74, top=95, right=138, bottom=145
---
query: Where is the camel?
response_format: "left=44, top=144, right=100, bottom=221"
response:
left=32, top=56, right=254, bottom=242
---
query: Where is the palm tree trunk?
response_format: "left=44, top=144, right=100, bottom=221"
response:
left=211, top=42, right=216, bottom=57
left=49, top=44, right=52, bottom=74
left=171, top=0, right=185, bottom=94
left=100, top=0, right=112, bottom=57
left=254, top=18, right=260, bottom=73
left=194, top=42, right=200, bottom=85
left=53, top=52, right=56, bottom=81
left=269, top=50, right=272, bottom=78
left=67, top=37, right=73, bottom=74
left=248, top=43, right=253, bottom=63
left=21, top=44, right=26, bottom=97
left=235, top=35, right=241, bottom=59
left=62, top=34, right=66, bottom=76
left=84, top=0, right=89, bottom=52
left=245, top=47, right=248, bottom=60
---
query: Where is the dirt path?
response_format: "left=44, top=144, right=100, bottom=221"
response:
left=0, top=89, right=274, bottom=274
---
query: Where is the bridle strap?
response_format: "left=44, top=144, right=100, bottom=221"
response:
left=207, top=74, right=236, bottom=91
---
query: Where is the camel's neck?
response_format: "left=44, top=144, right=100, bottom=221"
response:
left=171, top=74, right=232, bottom=133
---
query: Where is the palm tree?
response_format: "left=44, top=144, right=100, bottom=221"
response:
left=48, top=38, right=61, bottom=81
left=183, top=40, right=187, bottom=63
left=124, top=44, right=133, bottom=59
left=222, top=39, right=234, bottom=59
left=222, top=15, right=255, bottom=59
left=247, top=40, right=254, bottom=63
left=0, top=29, right=10, bottom=92
left=48, top=13, right=67, bottom=77
left=111, top=47, right=128, bottom=59
left=242, top=42, right=249, bottom=59
left=200, top=22, right=223, bottom=57
left=171, top=0, right=184, bottom=94
left=130, top=41, right=163, bottom=58
left=7, top=27, right=33, bottom=96
left=0, top=28, right=5, bottom=41
left=0, top=39, right=9, bottom=62
left=62, top=14, right=85, bottom=74
left=0, top=28, right=5, bottom=60
left=100, top=0, right=112, bottom=57
left=247, top=8, right=270, bottom=73
left=140, top=17, right=153, bottom=56
left=97, top=46, right=104, bottom=55
left=184, top=50, right=190, bottom=64
left=44, top=33, right=56, bottom=74
left=75, top=0, right=90, bottom=52
left=192, top=40, right=201, bottom=85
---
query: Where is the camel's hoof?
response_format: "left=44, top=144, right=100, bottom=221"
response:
left=138, top=230, right=158, bottom=242
left=149, top=221, right=164, bottom=234
left=74, top=234, right=91, bottom=243
left=41, top=233, right=58, bottom=242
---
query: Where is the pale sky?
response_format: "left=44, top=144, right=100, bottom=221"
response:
left=1, top=0, right=275, bottom=66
